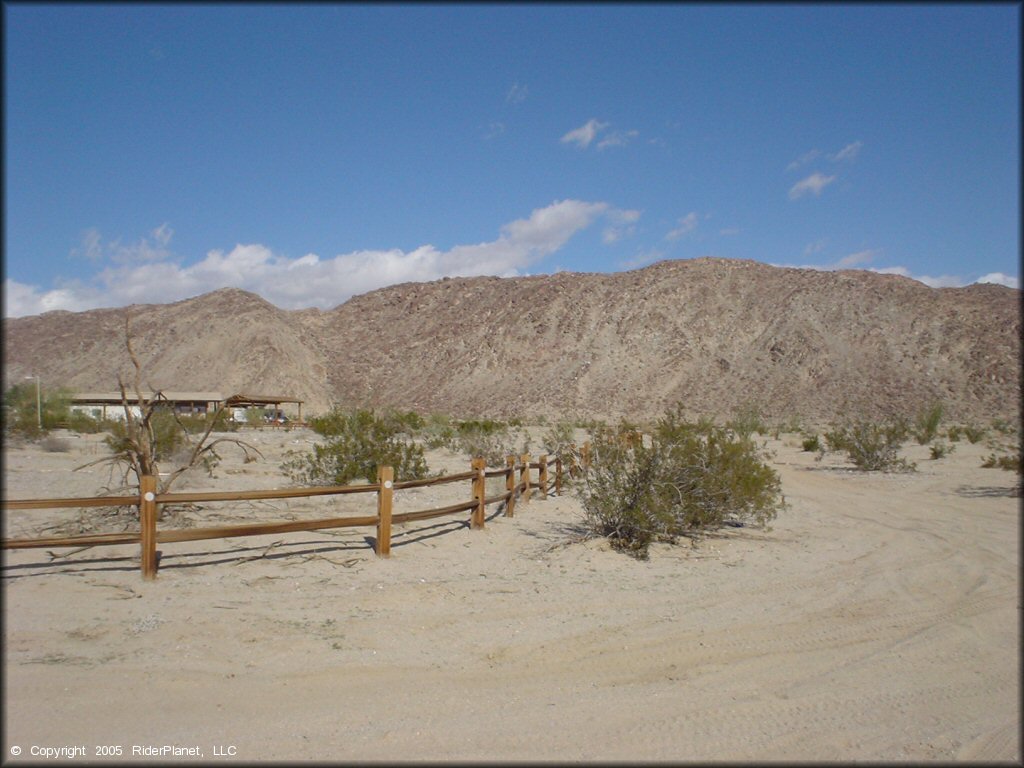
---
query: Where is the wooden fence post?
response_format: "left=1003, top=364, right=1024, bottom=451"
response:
left=520, top=453, right=531, bottom=503
left=140, top=474, right=158, bottom=580
left=505, top=455, right=516, bottom=517
left=376, top=466, right=393, bottom=557
left=555, top=456, right=563, bottom=496
left=471, top=457, right=486, bottom=529
left=538, top=454, right=548, bottom=500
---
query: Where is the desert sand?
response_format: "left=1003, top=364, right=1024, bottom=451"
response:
left=2, top=426, right=1020, bottom=763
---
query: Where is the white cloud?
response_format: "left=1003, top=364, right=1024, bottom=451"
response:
left=597, top=129, right=639, bottom=150
left=803, top=239, right=828, bottom=257
left=602, top=208, right=642, bottom=244
left=506, top=83, right=529, bottom=104
left=483, top=121, right=505, bottom=140
left=71, top=223, right=176, bottom=266
left=71, top=228, right=105, bottom=262
left=561, top=119, right=638, bottom=150
left=786, top=149, right=821, bottom=172
left=560, top=119, right=609, bottom=149
left=834, top=249, right=876, bottom=268
left=868, top=267, right=963, bottom=288
left=788, top=172, right=837, bottom=200
left=665, top=212, right=699, bottom=240
left=4, top=201, right=622, bottom=317
left=975, top=272, right=1019, bottom=289
left=767, top=256, right=1017, bottom=290
left=829, top=140, right=863, bottom=162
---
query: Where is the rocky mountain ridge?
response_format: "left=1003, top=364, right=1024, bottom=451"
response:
left=4, top=258, right=1020, bottom=425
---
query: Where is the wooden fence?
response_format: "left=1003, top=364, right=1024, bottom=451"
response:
left=1, top=454, right=563, bottom=581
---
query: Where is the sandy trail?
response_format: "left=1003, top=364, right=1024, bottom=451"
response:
left=2, top=429, right=1019, bottom=762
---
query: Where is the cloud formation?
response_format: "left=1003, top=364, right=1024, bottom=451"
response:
left=786, top=149, right=821, bottom=172
left=596, top=129, right=638, bottom=150
left=770, top=251, right=1018, bottom=290
left=788, top=172, right=836, bottom=200
left=829, top=141, right=863, bottom=162
left=665, top=212, right=699, bottom=240
left=506, top=83, right=529, bottom=104
left=975, top=272, right=1019, bottom=289
left=560, top=119, right=609, bottom=149
left=560, top=119, right=637, bottom=150
left=601, top=208, right=641, bottom=244
left=4, top=201, right=626, bottom=318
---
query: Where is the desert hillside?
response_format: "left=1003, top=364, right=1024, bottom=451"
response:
left=3, top=258, right=1020, bottom=424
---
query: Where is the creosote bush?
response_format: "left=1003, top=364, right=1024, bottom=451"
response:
left=447, top=418, right=529, bottom=466
left=727, top=402, right=767, bottom=439
left=2, top=383, right=73, bottom=438
left=801, top=434, right=821, bottom=452
left=913, top=401, right=944, bottom=445
left=105, top=406, right=187, bottom=463
left=820, top=420, right=915, bottom=472
left=283, top=407, right=430, bottom=485
left=981, top=452, right=1021, bottom=473
left=578, top=404, right=785, bottom=559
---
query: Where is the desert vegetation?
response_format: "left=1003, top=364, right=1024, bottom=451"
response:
left=2, top=381, right=73, bottom=439
left=576, top=404, right=785, bottom=559
left=282, top=407, right=430, bottom=485
left=818, top=419, right=917, bottom=473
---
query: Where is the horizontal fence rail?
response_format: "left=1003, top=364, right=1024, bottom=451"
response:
left=2, top=453, right=563, bottom=581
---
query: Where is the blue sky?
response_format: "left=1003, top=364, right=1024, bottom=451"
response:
left=3, top=3, right=1020, bottom=317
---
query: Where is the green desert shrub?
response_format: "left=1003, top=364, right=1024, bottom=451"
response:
left=801, top=434, right=821, bottom=452
left=104, top=406, right=186, bottom=463
left=421, top=412, right=457, bottom=450
left=541, top=420, right=576, bottom=456
left=929, top=441, right=955, bottom=460
left=981, top=452, right=1021, bottom=473
left=578, top=405, right=785, bottom=559
left=963, top=424, right=987, bottom=444
left=990, top=418, right=1016, bottom=436
left=453, top=418, right=529, bottom=466
left=913, top=401, right=944, bottom=445
left=176, top=410, right=237, bottom=435
left=822, top=421, right=915, bottom=472
left=3, top=383, right=73, bottom=438
left=284, top=407, right=429, bottom=485
left=727, top=402, right=767, bottom=439
left=66, top=411, right=109, bottom=434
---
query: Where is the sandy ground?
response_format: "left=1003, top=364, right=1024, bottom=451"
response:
left=2, top=426, right=1020, bottom=763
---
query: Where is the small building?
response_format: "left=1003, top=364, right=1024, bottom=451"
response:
left=69, top=391, right=304, bottom=423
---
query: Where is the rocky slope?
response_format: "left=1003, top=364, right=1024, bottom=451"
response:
left=4, top=258, right=1019, bottom=425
